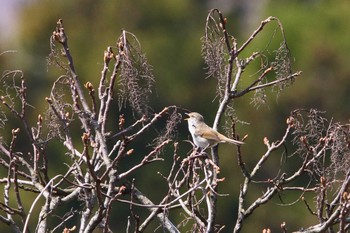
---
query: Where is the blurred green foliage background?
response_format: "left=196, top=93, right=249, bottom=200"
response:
left=1, top=0, right=350, bottom=232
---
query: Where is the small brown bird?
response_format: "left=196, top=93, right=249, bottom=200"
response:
left=185, top=112, right=244, bottom=149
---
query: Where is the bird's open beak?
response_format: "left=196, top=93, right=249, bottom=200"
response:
left=184, top=113, right=190, bottom=120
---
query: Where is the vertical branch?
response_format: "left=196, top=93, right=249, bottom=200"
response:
left=203, top=159, right=217, bottom=233
left=101, top=47, right=121, bottom=134
left=51, top=19, right=90, bottom=113
left=3, top=129, right=20, bottom=231
left=12, top=152, right=27, bottom=225
left=97, top=48, right=111, bottom=135
left=204, top=10, right=241, bottom=232
left=19, top=75, right=34, bottom=143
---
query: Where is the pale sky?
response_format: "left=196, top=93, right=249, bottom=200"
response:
left=0, top=0, right=33, bottom=48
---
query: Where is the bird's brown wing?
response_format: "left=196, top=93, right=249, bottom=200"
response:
left=198, top=125, right=244, bottom=145
left=197, top=126, right=221, bottom=141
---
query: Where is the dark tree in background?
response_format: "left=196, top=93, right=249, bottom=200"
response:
left=1, top=8, right=350, bottom=233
